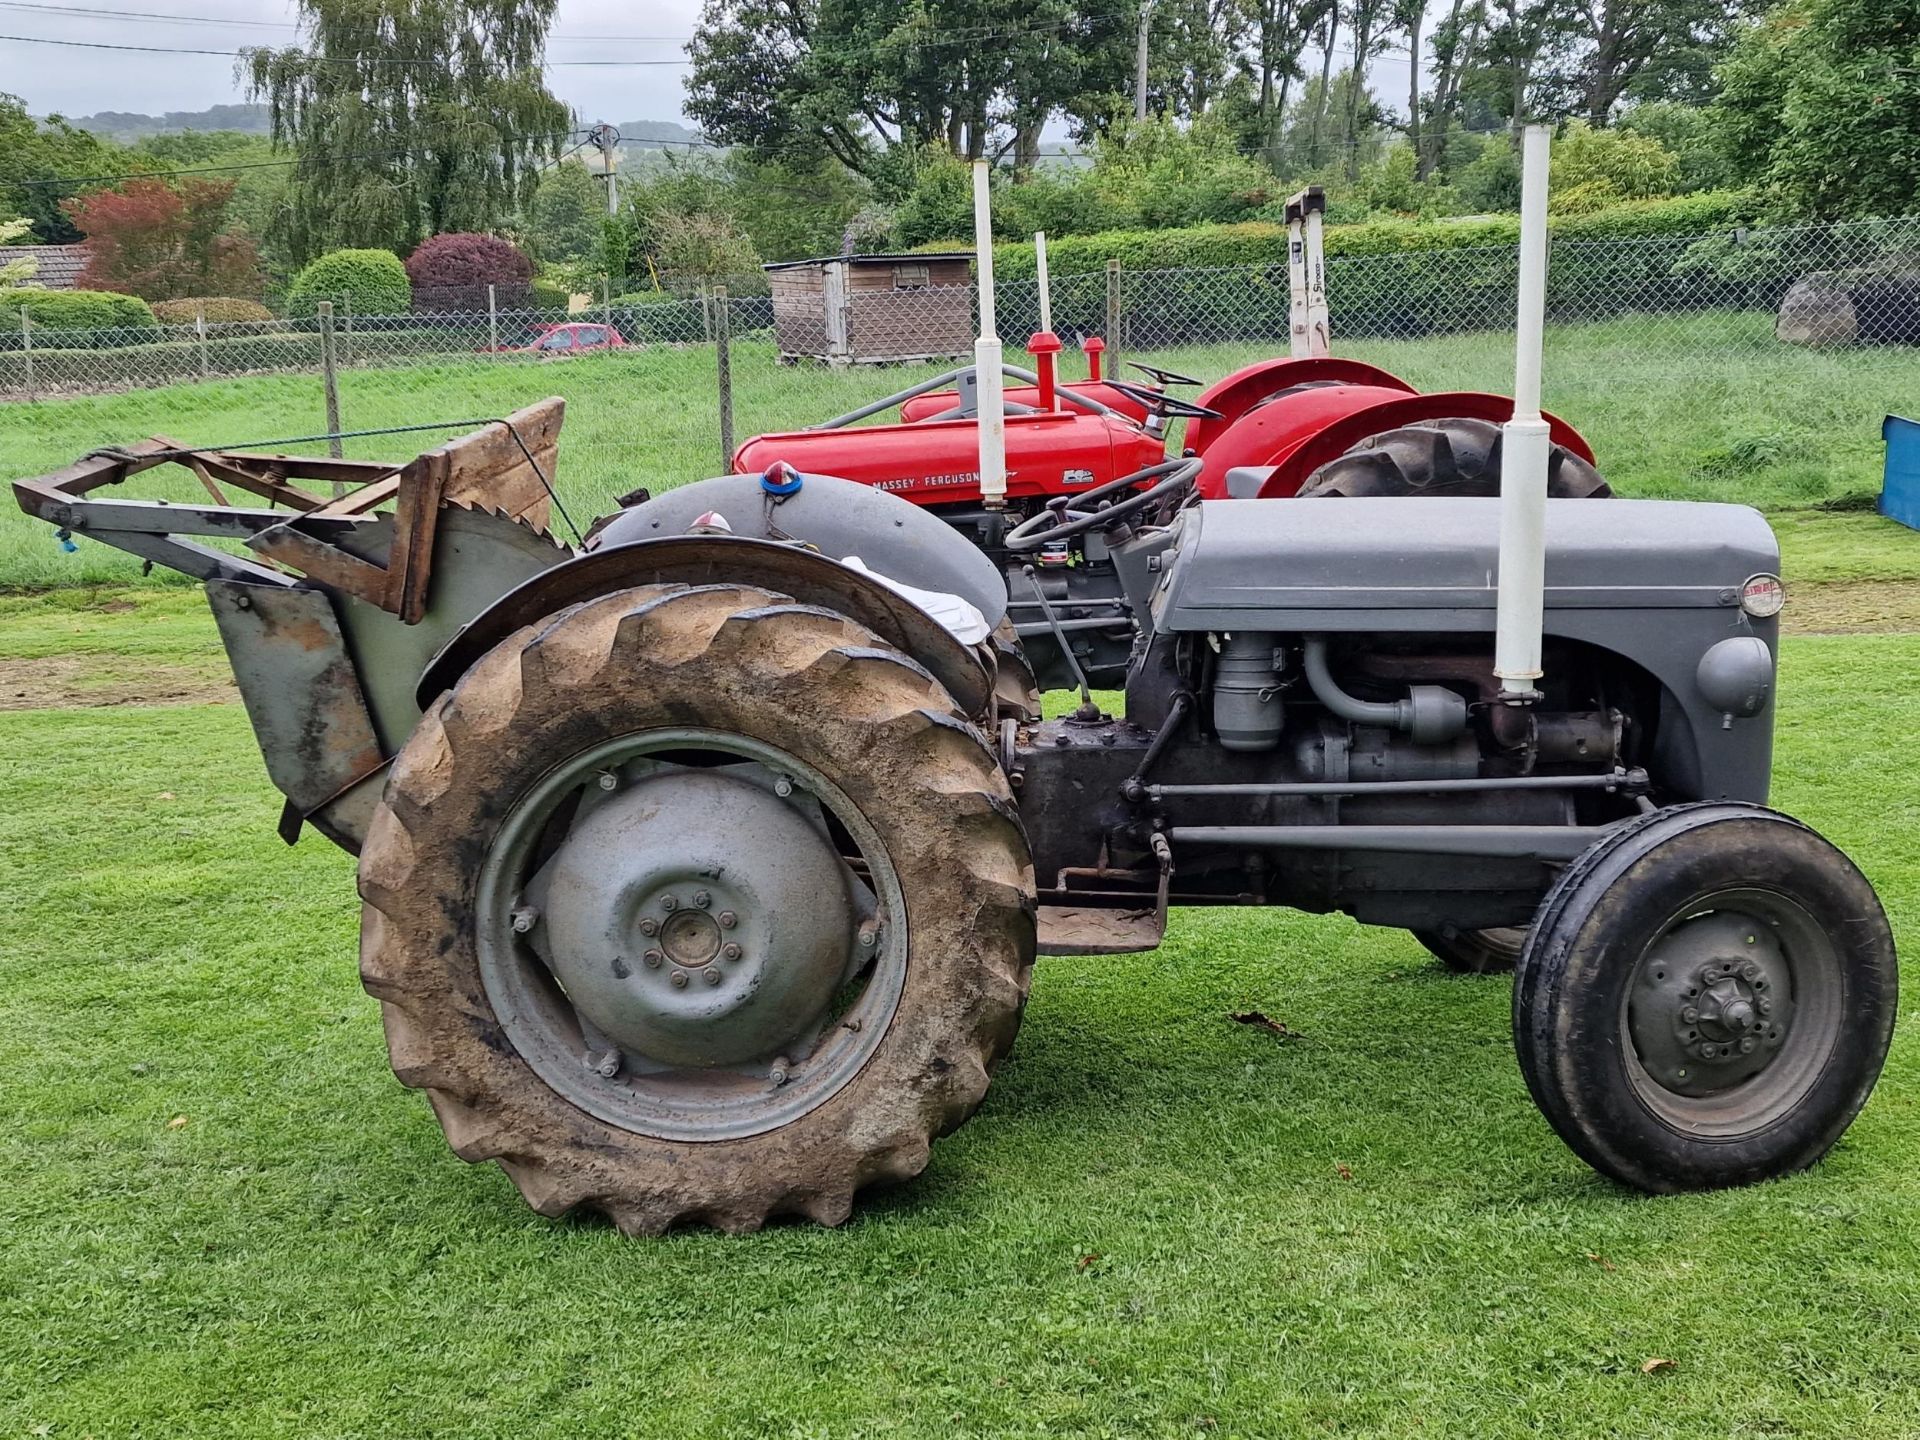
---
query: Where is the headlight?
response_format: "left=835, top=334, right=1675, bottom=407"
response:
left=1740, top=573, right=1786, bottom=619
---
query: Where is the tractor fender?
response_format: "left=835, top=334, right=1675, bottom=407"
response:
left=1185, top=357, right=1415, bottom=455
left=415, top=534, right=994, bottom=718
left=1201, top=389, right=1597, bottom=499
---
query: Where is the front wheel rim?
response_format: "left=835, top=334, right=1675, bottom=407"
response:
left=474, top=728, right=909, bottom=1143
left=1620, top=887, right=1843, bottom=1139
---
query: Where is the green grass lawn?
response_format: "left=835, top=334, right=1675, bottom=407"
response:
left=3, top=310, right=1917, bottom=588
left=2, top=597, right=1919, bottom=1437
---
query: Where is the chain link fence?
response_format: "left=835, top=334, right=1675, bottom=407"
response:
left=4, top=213, right=1918, bottom=585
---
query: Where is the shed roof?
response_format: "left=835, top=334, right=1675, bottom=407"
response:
left=4, top=243, right=90, bottom=290
left=762, top=251, right=973, bottom=273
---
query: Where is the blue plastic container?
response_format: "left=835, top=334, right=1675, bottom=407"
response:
left=1882, top=414, right=1920, bottom=532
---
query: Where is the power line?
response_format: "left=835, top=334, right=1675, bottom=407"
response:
left=0, top=32, right=694, bottom=65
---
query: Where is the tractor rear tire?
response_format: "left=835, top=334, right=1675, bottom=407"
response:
left=357, top=582, right=1036, bottom=1234
left=989, top=615, right=1041, bottom=723
left=1414, top=924, right=1526, bottom=975
left=1297, top=416, right=1612, bottom=500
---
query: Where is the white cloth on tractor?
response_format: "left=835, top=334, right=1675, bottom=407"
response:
left=839, top=555, right=991, bottom=646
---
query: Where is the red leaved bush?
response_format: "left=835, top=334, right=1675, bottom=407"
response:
left=404, top=232, right=533, bottom=311
left=64, top=178, right=263, bottom=302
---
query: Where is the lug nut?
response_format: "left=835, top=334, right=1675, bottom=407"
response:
left=510, top=905, right=539, bottom=934
left=597, top=771, right=618, bottom=791
left=669, top=970, right=689, bottom=989
left=774, top=777, right=794, bottom=797
left=693, top=890, right=711, bottom=909
left=858, top=922, right=879, bottom=949
left=638, top=916, right=659, bottom=937
left=769, top=1057, right=790, bottom=1086
left=1741, top=962, right=1760, bottom=981
left=642, top=949, right=664, bottom=969
left=1758, top=997, right=1773, bottom=1015
left=718, top=911, right=737, bottom=929
left=702, top=968, right=723, bottom=987
left=1740, top=1037, right=1756, bottom=1054
left=722, top=941, right=742, bottom=961
left=1681, top=1006, right=1699, bottom=1024
left=660, top=895, right=677, bottom=912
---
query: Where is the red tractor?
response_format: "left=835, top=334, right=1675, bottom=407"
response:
left=731, top=192, right=1607, bottom=692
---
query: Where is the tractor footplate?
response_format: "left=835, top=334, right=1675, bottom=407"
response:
left=1036, top=904, right=1167, bottom=956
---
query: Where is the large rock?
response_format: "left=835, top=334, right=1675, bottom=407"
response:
left=1778, top=258, right=1920, bottom=348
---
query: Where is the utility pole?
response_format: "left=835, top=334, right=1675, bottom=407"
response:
left=1134, top=0, right=1156, bottom=121
left=590, top=122, right=621, bottom=215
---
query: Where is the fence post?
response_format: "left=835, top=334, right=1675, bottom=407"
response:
left=195, top=301, right=209, bottom=381
left=318, top=301, right=344, bottom=478
left=714, top=285, right=734, bottom=472
left=488, top=283, right=499, bottom=358
left=601, top=274, right=612, bottom=331
left=1104, top=258, right=1123, bottom=377
left=19, top=310, right=35, bottom=402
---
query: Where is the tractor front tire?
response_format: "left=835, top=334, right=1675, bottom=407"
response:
left=357, top=582, right=1036, bottom=1234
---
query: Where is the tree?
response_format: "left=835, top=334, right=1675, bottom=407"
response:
left=404, top=231, right=533, bottom=309
left=0, top=217, right=36, bottom=286
left=529, top=159, right=604, bottom=263
left=1341, top=0, right=1395, bottom=176
left=1424, top=0, right=1487, bottom=176
left=1238, top=0, right=1335, bottom=156
left=0, top=93, right=127, bottom=244
left=1711, top=0, right=1920, bottom=218
left=1553, top=0, right=1745, bottom=126
left=245, top=0, right=571, bottom=262
left=63, top=179, right=264, bottom=300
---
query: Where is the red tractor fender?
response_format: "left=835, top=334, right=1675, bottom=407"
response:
left=1185, top=357, right=1415, bottom=456
left=1198, top=389, right=1597, bottom=499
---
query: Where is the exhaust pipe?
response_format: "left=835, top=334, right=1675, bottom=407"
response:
left=1493, top=123, right=1553, bottom=700
left=972, top=161, right=1008, bottom=510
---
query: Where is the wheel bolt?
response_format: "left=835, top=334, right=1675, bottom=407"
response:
left=722, top=941, right=742, bottom=961
left=510, top=905, right=539, bottom=934
left=597, top=771, right=618, bottom=791
left=702, top=968, right=722, bottom=987
left=660, top=895, right=677, bottom=912
left=718, top=911, right=737, bottom=929
left=693, top=890, right=711, bottom=909
left=642, top=949, right=663, bottom=969
left=769, top=1056, right=790, bottom=1086
left=1740, top=1037, right=1756, bottom=1054
left=670, top=970, right=689, bottom=988
left=1758, top=997, right=1772, bottom=1015
left=858, top=922, right=879, bottom=949
left=638, top=917, right=659, bottom=937
left=1681, top=1006, right=1699, bottom=1024
left=1741, top=962, right=1760, bottom=981
left=774, top=777, right=794, bottom=797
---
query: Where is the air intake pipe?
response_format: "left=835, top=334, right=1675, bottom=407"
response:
left=1302, top=637, right=1467, bottom=745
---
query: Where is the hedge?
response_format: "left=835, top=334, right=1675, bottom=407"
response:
left=919, top=193, right=1795, bottom=347
left=152, top=297, right=276, bottom=325
left=284, top=248, right=413, bottom=317
left=0, top=287, right=158, bottom=334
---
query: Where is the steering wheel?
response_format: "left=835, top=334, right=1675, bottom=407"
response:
left=1128, top=360, right=1204, bottom=388
left=1105, top=378, right=1225, bottom=422
left=1004, top=457, right=1204, bottom=553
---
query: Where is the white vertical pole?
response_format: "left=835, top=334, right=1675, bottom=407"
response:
left=973, top=161, right=1007, bottom=509
left=1493, top=123, right=1554, bottom=697
left=1034, top=231, right=1053, bottom=334
left=1301, top=204, right=1330, bottom=357
left=1285, top=210, right=1308, bottom=359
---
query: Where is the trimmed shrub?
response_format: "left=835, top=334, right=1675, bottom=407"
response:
left=0, top=286, right=157, bottom=333
left=527, top=279, right=571, bottom=313
left=405, top=232, right=533, bottom=311
left=285, top=248, right=412, bottom=317
left=152, top=297, right=275, bottom=324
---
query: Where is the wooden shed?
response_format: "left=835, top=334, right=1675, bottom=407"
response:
left=764, top=252, right=974, bottom=364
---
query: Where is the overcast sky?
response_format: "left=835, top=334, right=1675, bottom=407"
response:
left=0, top=0, right=1412, bottom=130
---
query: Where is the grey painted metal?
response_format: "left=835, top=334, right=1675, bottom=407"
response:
left=206, top=580, right=386, bottom=815
left=525, top=768, right=856, bottom=1068
left=1696, top=636, right=1775, bottom=721
left=1165, top=823, right=1618, bottom=861
left=1147, top=770, right=1649, bottom=799
left=474, top=729, right=908, bottom=1144
left=1620, top=889, right=1843, bottom=1136
left=595, top=471, right=1009, bottom=628
left=418, top=534, right=991, bottom=718
left=1302, top=635, right=1467, bottom=743
left=1151, top=498, right=1780, bottom=622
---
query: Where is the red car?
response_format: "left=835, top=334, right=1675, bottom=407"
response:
left=490, top=322, right=626, bottom=357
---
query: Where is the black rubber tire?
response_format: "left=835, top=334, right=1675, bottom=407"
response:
left=1298, top=416, right=1612, bottom=499
left=358, top=582, right=1037, bottom=1234
left=988, top=614, right=1041, bottom=723
left=1414, top=924, right=1526, bottom=974
left=1513, top=803, right=1896, bottom=1193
